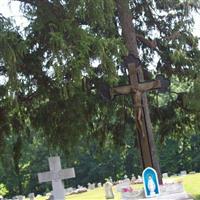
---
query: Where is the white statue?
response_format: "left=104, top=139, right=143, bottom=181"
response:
left=104, top=181, right=114, bottom=199
left=147, top=175, right=156, bottom=196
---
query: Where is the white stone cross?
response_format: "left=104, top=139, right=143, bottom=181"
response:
left=38, top=156, right=75, bottom=200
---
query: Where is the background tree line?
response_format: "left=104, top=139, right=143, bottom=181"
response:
left=0, top=0, right=200, bottom=197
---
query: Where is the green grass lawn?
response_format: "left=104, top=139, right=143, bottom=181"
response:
left=36, top=173, right=200, bottom=200
left=182, top=173, right=200, bottom=200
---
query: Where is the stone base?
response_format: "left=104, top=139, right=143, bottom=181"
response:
left=136, top=192, right=192, bottom=200
left=121, top=183, right=193, bottom=200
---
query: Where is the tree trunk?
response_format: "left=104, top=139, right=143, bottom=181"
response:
left=116, top=0, right=162, bottom=184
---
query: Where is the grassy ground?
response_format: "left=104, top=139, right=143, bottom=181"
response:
left=66, top=181, right=144, bottom=200
left=182, top=173, right=200, bottom=200
left=36, top=173, right=200, bottom=200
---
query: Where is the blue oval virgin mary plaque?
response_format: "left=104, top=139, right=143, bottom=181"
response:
left=142, top=167, right=160, bottom=198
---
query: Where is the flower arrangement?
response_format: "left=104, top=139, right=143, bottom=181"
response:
left=122, top=187, right=133, bottom=193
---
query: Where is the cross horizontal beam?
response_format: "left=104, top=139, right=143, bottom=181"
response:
left=110, top=73, right=169, bottom=100
left=111, top=80, right=161, bottom=97
left=38, top=168, right=75, bottom=183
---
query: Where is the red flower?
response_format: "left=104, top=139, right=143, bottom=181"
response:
left=122, top=187, right=133, bottom=192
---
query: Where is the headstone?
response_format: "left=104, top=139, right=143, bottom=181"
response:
left=97, top=182, right=102, bottom=187
left=138, top=175, right=142, bottom=180
left=160, top=182, right=184, bottom=194
left=65, top=187, right=74, bottom=195
left=116, top=179, right=132, bottom=193
left=180, top=170, right=187, bottom=176
left=189, top=171, right=196, bottom=174
left=45, top=193, right=51, bottom=199
left=74, top=186, right=87, bottom=194
left=142, top=167, right=160, bottom=198
left=47, top=195, right=54, bottom=200
left=87, top=183, right=95, bottom=190
left=134, top=175, right=143, bottom=184
left=13, top=196, right=24, bottom=200
left=37, top=156, right=75, bottom=200
left=109, top=177, right=113, bottom=184
left=104, top=181, right=114, bottom=199
left=18, top=196, right=25, bottom=200
left=131, top=182, right=192, bottom=200
left=124, top=175, right=130, bottom=183
left=91, top=183, right=95, bottom=189
left=28, top=193, right=34, bottom=200
left=162, top=173, right=168, bottom=178
left=131, top=174, right=136, bottom=184
left=87, top=183, right=91, bottom=190
left=116, top=179, right=144, bottom=200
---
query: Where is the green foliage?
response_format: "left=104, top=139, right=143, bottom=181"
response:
left=0, top=183, right=8, bottom=196
left=185, top=76, right=200, bottom=111
left=159, top=133, right=200, bottom=175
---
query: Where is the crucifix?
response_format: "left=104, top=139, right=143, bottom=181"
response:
left=110, top=54, right=169, bottom=184
left=38, top=156, right=75, bottom=200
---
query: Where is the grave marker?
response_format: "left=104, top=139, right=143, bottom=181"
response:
left=162, top=173, right=168, bottom=178
left=104, top=181, right=114, bottom=199
left=28, top=193, right=34, bottom=200
left=131, top=174, right=136, bottom=184
left=38, top=156, right=75, bottom=200
left=97, top=182, right=102, bottom=187
left=180, top=170, right=187, bottom=176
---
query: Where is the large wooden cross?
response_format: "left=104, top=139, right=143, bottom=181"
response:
left=111, top=55, right=169, bottom=184
left=38, top=156, right=75, bottom=200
